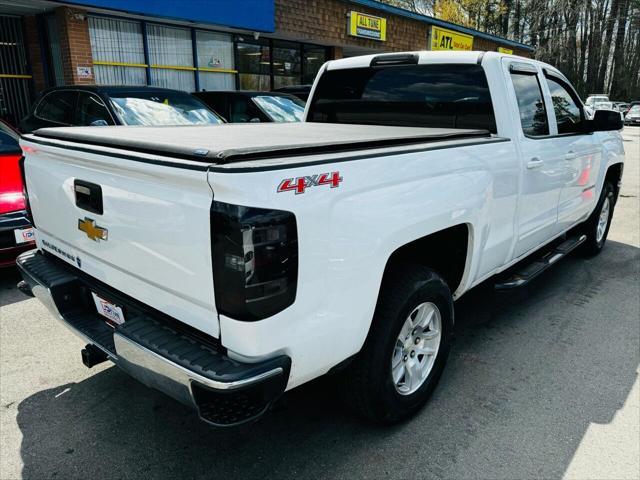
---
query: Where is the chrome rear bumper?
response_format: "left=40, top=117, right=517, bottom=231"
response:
left=17, top=249, right=290, bottom=427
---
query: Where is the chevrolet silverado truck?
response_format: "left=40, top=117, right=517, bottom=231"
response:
left=16, top=51, right=624, bottom=427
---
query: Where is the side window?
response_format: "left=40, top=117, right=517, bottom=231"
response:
left=545, top=77, right=583, bottom=134
left=76, top=92, right=114, bottom=126
left=510, top=72, right=549, bottom=136
left=230, top=97, right=263, bottom=122
left=35, top=91, right=76, bottom=124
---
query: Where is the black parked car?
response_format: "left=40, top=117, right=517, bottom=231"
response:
left=272, top=85, right=312, bottom=102
left=193, top=91, right=305, bottom=123
left=19, top=85, right=224, bottom=133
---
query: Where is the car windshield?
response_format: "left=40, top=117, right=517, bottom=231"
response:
left=629, top=106, right=640, bottom=114
left=109, top=91, right=223, bottom=126
left=252, top=95, right=305, bottom=122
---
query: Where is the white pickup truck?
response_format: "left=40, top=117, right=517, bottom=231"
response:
left=17, top=51, right=624, bottom=427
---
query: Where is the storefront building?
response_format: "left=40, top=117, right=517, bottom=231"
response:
left=0, top=0, right=534, bottom=125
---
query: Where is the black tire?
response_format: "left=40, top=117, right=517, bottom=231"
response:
left=342, top=265, right=454, bottom=424
left=580, top=181, right=616, bottom=257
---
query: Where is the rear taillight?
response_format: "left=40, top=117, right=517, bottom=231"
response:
left=18, top=156, right=35, bottom=227
left=211, top=201, right=298, bottom=321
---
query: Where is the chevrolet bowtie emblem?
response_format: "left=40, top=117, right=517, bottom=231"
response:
left=78, top=217, right=108, bottom=242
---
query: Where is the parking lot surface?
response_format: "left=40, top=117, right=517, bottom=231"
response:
left=1, top=128, right=639, bottom=480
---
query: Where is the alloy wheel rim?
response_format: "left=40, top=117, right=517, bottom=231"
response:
left=391, top=302, right=442, bottom=396
left=596, top=197, right=610, bottom=243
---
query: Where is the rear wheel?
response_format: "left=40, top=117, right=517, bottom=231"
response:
left=343, top=265, right=453, bottom=423
left=580, top=181, right=615, bottom=256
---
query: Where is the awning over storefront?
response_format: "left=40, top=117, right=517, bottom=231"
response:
left=53, top=0, right=275, bottom=32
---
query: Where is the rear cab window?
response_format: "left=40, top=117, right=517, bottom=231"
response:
left=307, top=64, right=497, bottom=133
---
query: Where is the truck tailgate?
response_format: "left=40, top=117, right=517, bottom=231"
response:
left=20, top=137, right=219, bottom=338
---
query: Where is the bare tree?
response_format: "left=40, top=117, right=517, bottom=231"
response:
left=377, top=0, right=640, bottom=99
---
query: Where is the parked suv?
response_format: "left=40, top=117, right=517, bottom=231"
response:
left=19, top=86, right=224, bottom=133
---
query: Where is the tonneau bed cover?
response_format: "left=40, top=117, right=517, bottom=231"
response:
left=26, top=123, right=492, bottom=164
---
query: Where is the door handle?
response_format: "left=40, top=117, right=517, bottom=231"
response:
left=526, top=158, right=544, bottom=169
left=565, top=151, right=577, bottom=161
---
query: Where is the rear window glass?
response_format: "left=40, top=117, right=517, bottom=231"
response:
left=307, top=64, right=497, bottom=133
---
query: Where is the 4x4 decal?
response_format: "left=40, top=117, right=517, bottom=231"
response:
left=277, top=171, right=343, bottom=194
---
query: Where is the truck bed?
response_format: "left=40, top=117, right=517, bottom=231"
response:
left=26, top=123, right=493, bottom=164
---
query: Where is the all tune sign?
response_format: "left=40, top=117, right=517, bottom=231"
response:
left=348, top=11, right=387, bottom=42
left=430, top=26, right=474, bottom=51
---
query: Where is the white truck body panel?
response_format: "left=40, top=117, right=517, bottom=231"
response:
left=21, top=139, right=219, bottom=337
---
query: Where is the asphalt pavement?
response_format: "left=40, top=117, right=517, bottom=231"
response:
left=1, top=128, right=639, bottom=480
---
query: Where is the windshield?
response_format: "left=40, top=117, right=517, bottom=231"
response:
left=109, top=92, right=223, bottom=126
left=629, top=106, right=640, bottom=114
left=252, top=95, right=305, bottom=122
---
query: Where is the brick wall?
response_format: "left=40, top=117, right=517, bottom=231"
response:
left=275, top=0, right=531, bottom=58
left=22, top=16, right=47, bottom=94
left=55, top=7, right=94, bottom=85
left=275, top=0, right=428, bottom=53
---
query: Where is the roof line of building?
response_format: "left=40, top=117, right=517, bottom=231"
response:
left=346, top=0, right=535, bottom=52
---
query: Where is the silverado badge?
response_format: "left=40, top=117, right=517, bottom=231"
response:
left=78, top=217, right=108, bottom=242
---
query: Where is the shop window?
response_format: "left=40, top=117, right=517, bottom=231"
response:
left=196, top=31, right=235, bottom=91
left=147, top=24, right=194, bottom=92
left=303, top=46, right=326, bottom=84
left=89, top=16, right=146, bottom=86
left=273, top=42, right=301, bottom=90
left=236, top=40, right=271, bottom=91
left=46, top=14, right=65, bottom=86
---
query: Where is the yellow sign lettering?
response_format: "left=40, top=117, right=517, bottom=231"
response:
left=348, top=11, right=387, bottom=42
left=431, top=26, right=473, bottom=51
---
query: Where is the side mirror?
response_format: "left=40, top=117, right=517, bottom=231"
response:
left=89, top=119, right=108, bottom=127
left=586, top=109, right=623, bottom=132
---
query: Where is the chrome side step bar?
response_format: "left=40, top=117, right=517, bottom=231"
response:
left=494, top=234, right=587, bottom=290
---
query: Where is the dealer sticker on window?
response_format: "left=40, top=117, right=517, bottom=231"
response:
left=91, top=292, right=125, bottom=325
left=14, top=227, right=34, bottom=244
